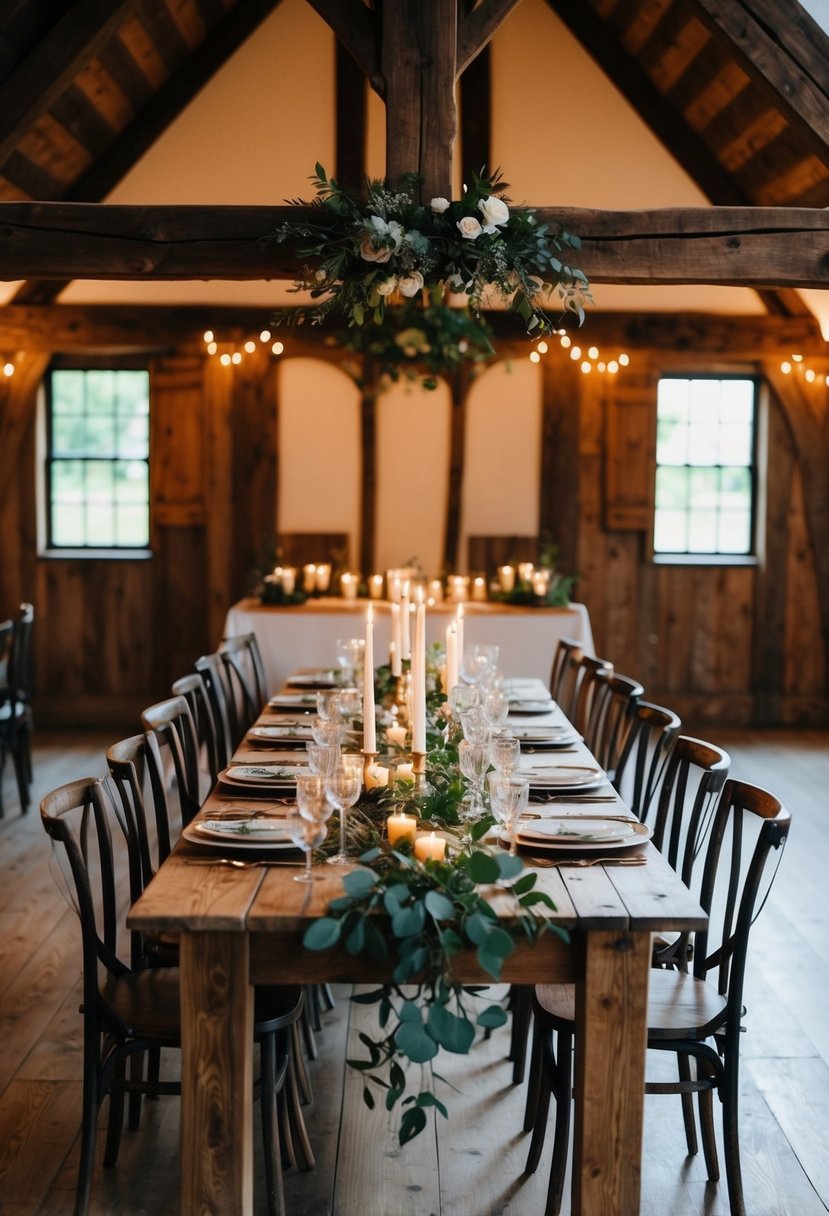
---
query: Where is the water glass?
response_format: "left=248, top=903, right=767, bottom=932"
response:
left=482, top=688, right=509, bottom=728
left=460, top=706, right=490, bottom=745
left=335, top=688, right=362, bottom=724
left=325, top=756, right=363, bottom=865
left=336, top=637, right=365, bottom=686
left=286, top=811, right=328, bottom=882
left=449, top=683, right=480, bottom=719
left=487, top=773, right=529, bottom=853
left=295, top=772, right=333, bottom=823
left=460, top=647, right=490, bottom=687
left=307, top=743, right=341, bottom=777
left=489, top=732, right=521, bottom=777
left=316, top=689, right=342, bottom=720
left=311, top=715, right=347, bottom=747
left=458, top=738, right=490, bottom=819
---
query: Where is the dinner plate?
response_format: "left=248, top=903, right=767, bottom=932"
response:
left=248, top=724, right=313, bottom=743
left=508, top=699, right=557, bottom=715
left=513, top=820, right=651, bottom=853
left=516, top=763, right=604, bottom=788
left=518, top=731, right=579, bottom=748
left=515, top=817, right=637, bottom=844
left=182, top=822, right=298, bottom=851
left=286, top=671, right=338, bottom=688
left=218, top=764, right=303, bottom=790
left=510, top=725, right=572, bottom=741
left=268, top=693, right=318, bottom=709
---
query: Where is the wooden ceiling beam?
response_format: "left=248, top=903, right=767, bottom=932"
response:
left=304, top=0, right=378, bottom=88
left=0, top=0, right=143, bottom=173
left=0, top=201, right=825, bottom=286
left=0, top=305, right=823, bottom=357
left=457, top=0, right=522, bottom=74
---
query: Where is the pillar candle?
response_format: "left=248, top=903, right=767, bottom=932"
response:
left=281, top=566, right=296, bottom=595
left=365, top=763, right=389, bottom=790
left=414, top=831, right=447, bottom=862
left=340, top=572, right=358, bottom=600
left=456, top=603, right=465, bottom=666
left=401, top=582, right=411, bottom=660
left=446, top=622, right=458, bottom=693
left=517, top=561, right=535, bottom=584
left=390, top=604, right=402, bottom=676
left=412, top=600, right=427, bottom=754
left=302, top=563, right=317, bottom=592
left=315, top=563, right=331, bottom=592
left=387, top=812, right=417, bottom=844
left=498, top=565, right=516, bottom=592
left=363, top=605, right=376, bottom=753
left=368, top=574, right=384, bottom=600
left=386, top=724, right=407, bottom=748
left=471, top=576, right=487, bottom=602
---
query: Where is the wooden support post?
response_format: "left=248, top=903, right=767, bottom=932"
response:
left=443, top=364, right=469, bottom=572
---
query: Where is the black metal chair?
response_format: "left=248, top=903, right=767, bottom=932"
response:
left=612, top=699, right=681, bottom=824
left=193, top=652, right=235, bottom=769
left=523, top=779, right=791, bottom=1216
left=40, top=776, right=307, bottom=1216
left=220, top=631, right=269, bottom=737
left=548, top=637, right=583, bottom=715
left=140, top=695, right=203, bottom=847
left=582, top=671, right=644, bottom=776
left=172, top=670, right=223, bottom=788
left=0, top=605, right=34, bottom=815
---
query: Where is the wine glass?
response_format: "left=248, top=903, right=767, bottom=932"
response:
left=316, top=689, right=342, bottom=720
left=460, top=646, right=490, bottom=687
left=324, top=755, right=363, bottom=865
left=449, top=683, right=480, bottom=719
left=336, top=637, right=365, bottom=687
left=489, top=731, right=521, bottom=778
left=458, top=739, right=490, bottom=820
left=487, top=773, right=529, bottom=854
left=482, top=688, right=510, bottom=728
left=295, top=772, right=334, bottom=823
left=307, top=743, right=341, bottom=777
left=286, top=811, right=329, bottom=882
left=311, top=715, right=347, bottom=747
left=335, top=688, right=362, bottom=725
left=460, top=706, right=490, bottom=746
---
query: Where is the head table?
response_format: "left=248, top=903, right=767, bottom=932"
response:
left=223, top=596, right=595, bottom=695
left=129, top=662, right=705, bottom=1216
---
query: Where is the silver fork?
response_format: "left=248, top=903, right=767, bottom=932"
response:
left=183, top=857, right=298, bottom=868
left=530, top=855, right=646, bottom=868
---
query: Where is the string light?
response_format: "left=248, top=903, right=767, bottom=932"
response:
left=780, top=353, right=826, bottom=385
left=529, top=335, right=631, bottom=377
left=202, top=327, right=286, bottom=366
left=2, top=360, right=14, bottom=378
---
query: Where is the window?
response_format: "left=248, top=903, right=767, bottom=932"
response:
left=653, top=376, right=756, bottom=557
left=46, top=367, right=150, bottom=550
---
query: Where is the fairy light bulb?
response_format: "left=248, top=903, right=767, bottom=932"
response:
left=231, top=351, right=242, bottom=365
left=560, top=335, right=571, bottom=349
left=203, top=330, right=214, bottom=343
left=219, top=353, right=231, bottom=366
left=529, top=351, right=541, bottom=363
left=260, top=330, right=271, bottom=343
left=207, top=342, right=217, bottom=356
left=780, top=361, right=792, bottom=374
left=244, top=340, right=256, bottom=354
left=569, top=346, right=581, bottom=360
left=597, top=361, right=606, bottom=373
left=271, top=341, right=284, bottom=355
left=587, top=346, right=599, bottom=360
left=619, top=353, right=630, bottom=366
left=805, top=368, right=816, bottom=382
left=792, top=353, right=803, bottom=363
left=3, top=361, right=14, bottom=377
left=607, top=360, right=619, bottom=374
left=536, top=341, right=548, bottom=354
left=580, top=361, right=591, bottom=374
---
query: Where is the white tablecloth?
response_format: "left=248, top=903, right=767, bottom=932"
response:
left=223, top=598, right=595, bottom=696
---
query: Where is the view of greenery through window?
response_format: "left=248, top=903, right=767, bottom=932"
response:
left=48, top=368, right=150, bottom=548
left=654, top=376, right=756, bottom=556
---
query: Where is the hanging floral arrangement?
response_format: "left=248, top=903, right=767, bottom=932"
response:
left=268, top=165, right=590, bottom=336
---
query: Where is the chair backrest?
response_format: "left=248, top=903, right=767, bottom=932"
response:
left=194, top=652, right=236, bottom=765
left=106, top=734, right=158, bottom=893
left=220, top=632, right=268, bottom=736
left=570, top=653, right=614, bottom=739
left=140, top=695, right=202, bottom=852
left=613, top=700, right=681, bottom=823
left=40, top=777, right=131, bottom=998
left=9, top=602, right=34, bottom=702
left=549, top=637, right=583, bottom=712
left=651, top=735, right=731, bottom=883
left=172, top=671, right=222, bottom=785
left=0, top=619, right=13, bottom=698
left=693, top=780, right=790, bottom=1033
left=585, top=672, right=645, bottom=774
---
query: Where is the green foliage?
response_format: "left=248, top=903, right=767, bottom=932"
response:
left=302, top=842, right=562, bottom=1145
left=267, top=165, right=591, bottom=338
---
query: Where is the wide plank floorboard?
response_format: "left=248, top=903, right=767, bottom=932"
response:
left=0, top=727, right=828, bottom=1214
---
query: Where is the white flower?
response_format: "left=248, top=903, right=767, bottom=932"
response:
left=369, top=215, right=404, bottom=249
left=430, top=197, right=450, bottom=213
left=479, top=195, right=509, bottom=227
left=398, top=271, right=424, bottom=298
left=360, top=216, right=404, bottom=263
left=457, top=216, right=483, bottom=240
left=360, top=235, right=393, bottom=263
left=376, top=276, right=398, bottom=297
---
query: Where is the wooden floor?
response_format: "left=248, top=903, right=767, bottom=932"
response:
left=1, top=726, right=828, bottom=1215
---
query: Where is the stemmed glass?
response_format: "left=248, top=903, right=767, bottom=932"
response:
left=449, top=683, right=480, bottom=720
left=458, top=738, right=490, bottom=821
left=286, top=812, right=329, bottom=883
left=310, top=715, right=347, bottom=747
left=307, top=743, right=341, bottom=778
left=487, top=773, right=530, bottom=854
left=295, top=772, right=333, bottom=823
left=316, top=689, right=342, bottom=720
left=482, top=688, right=510, bottom=729
left=324, top=755, right=363, bottom=865
left=336, top=637, right=365, bottom=687
left=460, top=646, right=490, bottom=688
left=460, top=706, right=490, bottom=745
left=489, top=731, right=521, bottom=778
left=334, top=688, right=362, bottom=726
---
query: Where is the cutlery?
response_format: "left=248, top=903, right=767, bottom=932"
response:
left=183, top=857, right=299, bottom=868
left=534, top=794, right=618, bottom=803
left=529, top=855, right=646, bottom=868
left=520, top=813, right=637, bottom=825
left=522, top=747, right=580, bottom=755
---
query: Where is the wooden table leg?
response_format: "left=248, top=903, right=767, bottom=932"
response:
left=572, top=929, right=651, bottom=1216
left=180, top=930, right=254, bottom=1216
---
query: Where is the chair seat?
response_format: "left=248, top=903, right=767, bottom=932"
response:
left=535, top=968, right=727, bottom=1040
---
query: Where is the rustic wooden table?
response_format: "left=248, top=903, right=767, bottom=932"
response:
left=129, top=692, right=706, bottom=1216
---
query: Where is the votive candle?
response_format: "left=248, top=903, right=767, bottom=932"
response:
left=281, top=566, right=296, bottom=595
left=386, top=724, right=407, bottom=748
left=498, top=565, right=516, bottom=592
left=315, top=563, right=331, bottom=592
left=414, top=831, right=447, bottom=862
left=340, top=572, right=358, bottom=601
left=302, top=563, right=317, bottom=592
left=366, top=763, right=389, bottom=790
left=387, top=812, right=417, bottom=845
left=368, top=574, right=384, bottom=600
left=471, top=575, right=487, bottom=602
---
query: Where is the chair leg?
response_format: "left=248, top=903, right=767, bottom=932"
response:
left=522, top=1018, right=544, bottom=1134
left=284, top=1042, right=315, bottom=1170
left=677, top=1052, right=699, bottom=1156
left=290, top=1020, right=313, bottom=1105
left=127, top=1052, right=144, bottom=1130
left=260, top=1034, right=286, bottom=1216
left=76, top=1025, right=101, bottom=1216
left=510, top=985, right=532, bottom=1084
left=103, top=1058, right=126, bottom=1168
left=722, top=1053, right=745, bottom=1216
left=524, top=1026, right=553, bottom=1176
left=545, top=1029, right=573, bottom=1216
left=11, top=741, right=29, bottom=811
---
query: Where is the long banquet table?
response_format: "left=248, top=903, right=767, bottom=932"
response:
left=128, top=679, right=705, bottom=1216
left=224, top=596, right=595, bottom=694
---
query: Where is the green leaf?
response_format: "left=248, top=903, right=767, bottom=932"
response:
left=398, top=999, right=422, bottom=1024
left=464, top=911, right=492, bottom=947
left=512, top=872, right=537, bottom=896
left=345, top=919, right=366, bottom=954
left=425, top=889, right=455, bottom=922
left=392, top=901, right=427, bottom=938
left=427, top=1002, right=476, bottom=1054
left=495, top=853, right=524, bottom=880
left=362, top=1085, right=375, bottom=1110
left=396, top=1020, right=439, bottom=1064
left=302, top=917, right=342, bottom=951
left=416, top=1092, right=449, bottom=1118
left=470, top=814, right=495, bottom=841
left=465, top=850, right=500, bottom=884
left=476, top=947, right=503, bottom=981
left=362, top=920, right=390, bottom=961
left=343, top=868, right=377, bottom=898
left=327, top=895, right=354, bottom=913
left=482, top=926, right=516, bottom=959
left=440, top=927, right=465, bottom=956
left=399, top=1106, right=428, bottom=1145
left=476, top=1004, right=508, bottom=1029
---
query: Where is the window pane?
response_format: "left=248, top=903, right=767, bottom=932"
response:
left=47, top=369, right=150, bottom=550
left=656, top=417, right=687, bottom=464
left=719, top=379, right=753, bottom=423
left=654, top=509, right=688, bottom=552
left=688, top=510, right=718, bottom=552
left=655, top=466, right=689, bottom=509
left=718, top=511, right=752, bottom=553
left=689, top=466, right=719, bottom=508
left=718, top=422, right=752, bottom=466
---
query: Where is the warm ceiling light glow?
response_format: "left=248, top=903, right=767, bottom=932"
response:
left=536, top=341, right=548, bottom=354
left=203, top=330, right=214, bottom=343
left=580, top=361, right=592, bottom=373
left=231, top=351, right=242, bottom=364
left=272, top=341, right=284, bottom=355
left=618, top=352, right=630, bottom=366
left=260, top=330, right=271, bottom=343
left=607, top=360, right=619, bottom=374
left=805, top=368, right=816, bottom=382
left=244, top=340, right=256, bottom=353
left=570, top=346, right=581, bottom=360
left=792, top=353, right=803, bottom=362
left=560, top=335, right=571, bottom=349
left=2, top=362, right=14, bottom=377
left=587, top=346, right=599, bottom=360
left=597, top=361, right=606, bottom=372
left=207, top=341, right=218, bottom=355
left=780, top=361, right=792, bottom=373
left=219, top=353, right=231, bottom=366
left=529, top=351, right=541, bottom=363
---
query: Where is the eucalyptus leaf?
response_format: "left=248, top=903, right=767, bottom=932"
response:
left=399, top=1106, right=428, bottom=1145
left=482, top=926, right=516, bottom=959
left=343, top=868, right=377, bottom=899
left=415, top=1092, right=449, bottom=1119
left=398, top=1000, right=422, bottom=1025
left=476, top=1004, right=509, bottom=1029
left=392, top=901, right=427, bottom=938
left=345, top=919, right=366, bottom=955
left=362, top=1086, right=375, bottom=1110
left=464, top=911, right=492, bottom=947
left=495, top=853, right=524, bottom=880
left=465, top=851, right=500, bottom=884
left=427, top=1002, right=476, bottom=1054
left=424, top=890, right=455, bottom=922
left=476, top=947, right=504, bottom=981
left=396, top=1020, right=439, bottom=1064
left=302, top=917, right=342, bottom=951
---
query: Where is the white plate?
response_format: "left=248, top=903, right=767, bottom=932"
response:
left=182, top=822, right=299, bottom=851
left=268, top=693, right=318, bottom=709
left=515, top=817, right=637, bottom=844
left=248, top=724, right=313, bottom=743
left=518, top=732, right=579, bottom=748
left=516, top=764, right=604, bottom=788
left=286, top=672, right=337, bottom=688
left=514, top=820, right=651, bottom=852
left=218, top=766, right=302, bottom=791
left=511, top=725, right=572, bottom=741
left=508, top=700, right=556, bottom=715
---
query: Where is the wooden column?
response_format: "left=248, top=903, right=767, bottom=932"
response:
left=443, top=364, right=469, bottom=572
left=359, top=369, right=378, bottom=573
left=336, top=40, right=366, bottom=191
left=0, top=352, right=50, bottom=514
left=539, top=356, right=581, bottom=580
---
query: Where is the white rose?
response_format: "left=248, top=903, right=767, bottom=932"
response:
left=376, top=276, right=398, bottom=297
left=398, top=271, right=424, bottom=298
left=479, top=195, right=510, bottom=227
left=360, top=235, right=393, bottom=263
left=457, top=215, right=483, bottom=240
left=430, top=197, right=450, bottom=213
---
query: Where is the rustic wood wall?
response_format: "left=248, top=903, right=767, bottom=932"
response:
left=0, top=315, right=826, bottom=730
